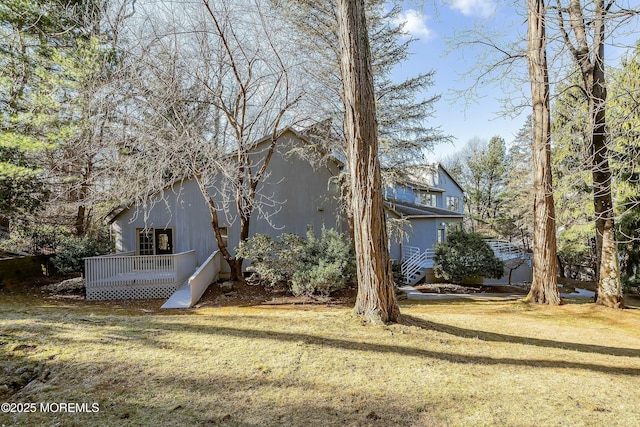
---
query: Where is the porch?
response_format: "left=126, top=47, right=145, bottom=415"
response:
left=85, top=251, right=197, bottom=300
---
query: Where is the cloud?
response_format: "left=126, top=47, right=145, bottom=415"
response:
left=448, top=0, right=496, bottom=18
left=391, top=9, right=433, bottom=42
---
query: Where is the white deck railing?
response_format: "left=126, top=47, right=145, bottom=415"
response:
left=401, top=245, right=435, bottom=285
left=485, top=240, right=527, bottom=261
left=85, top=251, right=197, bottom=300
left=400, top=239, right=531, bottom=285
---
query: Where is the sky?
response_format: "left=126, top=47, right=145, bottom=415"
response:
left=388, top=0, right=529, bottom=160
left=388, top=0, right=640, bottom=160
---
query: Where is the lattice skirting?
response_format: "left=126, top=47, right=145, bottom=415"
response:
left=86, top=282, right=179, bottom=300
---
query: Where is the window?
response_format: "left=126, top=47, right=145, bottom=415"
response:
left=219, top=227, right=228, bottom=247
left=446, top=196, right=460, bottom=212
left=138, top=229, right=154, bottom=255
left=416, top=191, right=437, bottom=207
left=437, top=228, right=446, bottom=244
left=137, top=228, right=174, bottom=255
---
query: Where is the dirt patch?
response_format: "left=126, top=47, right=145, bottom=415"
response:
left=41, top=277, right=85, bottom=295
left=2, top=275, right=357, bottom=311
left=195, top=280, right=357, bottom=308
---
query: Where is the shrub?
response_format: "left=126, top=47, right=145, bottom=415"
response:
left=236, top=228, right=356, bottom=296
left=51, top=235, right=112, bottom=274
left=0, top=224, right=68, bottom=255
left=433, top=229, right=504, bottom=284
left=235, top=233, right=305, bottom=288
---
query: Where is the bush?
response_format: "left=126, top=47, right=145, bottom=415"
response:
left=236, top=228, right=356, bottom=297
left=0, top=224, right=68, bottom=255
left=51, top=235, right=112, bottom=274
left=433, top=229, right=504, bottom=284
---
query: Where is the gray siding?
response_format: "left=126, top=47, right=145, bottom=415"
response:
left=384, top=166, right=464, bottom=213
left=112, top=131, right=347, bottom=267
left=112, top=178, right=215, bottom=265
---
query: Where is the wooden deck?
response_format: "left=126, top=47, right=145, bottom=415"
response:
left=85, top=251, right=197, bottom=300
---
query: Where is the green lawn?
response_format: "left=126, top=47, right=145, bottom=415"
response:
left=1, top=291, right=640, bottom=426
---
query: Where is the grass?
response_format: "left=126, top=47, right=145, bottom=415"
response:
left=1, top=290, right=640, bottom=426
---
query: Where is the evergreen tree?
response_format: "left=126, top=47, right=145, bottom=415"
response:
left=500, top=116, right=534, bottom=250
left=271, top=0, right=448, bottom=168
left=609, top=43, right=640, bottom=288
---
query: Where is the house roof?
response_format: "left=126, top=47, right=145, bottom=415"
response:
left=104, top=126, right=342, bottom=224
left=436, top=163, right=465, bottom=193
left=386, top=163, right=464, bottom=194
left=384, top=198, right=464, bottom=219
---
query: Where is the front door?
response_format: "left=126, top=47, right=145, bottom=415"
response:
left=154, top=229, right=173, bottom=255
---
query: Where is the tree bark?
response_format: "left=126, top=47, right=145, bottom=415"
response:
left=525, top=0, right=562, bottom=304
left=196, top=177, right=245, bottom=283
left=590, top=0, right=624, bottom=308
left=557, top=0, right=624, bottom=308
left=337, top=0, right=400, bottom=324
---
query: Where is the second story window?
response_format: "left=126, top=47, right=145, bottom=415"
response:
left=416, top=191, right=437, bottom=207
left=446, top=196, right=460, bottom=212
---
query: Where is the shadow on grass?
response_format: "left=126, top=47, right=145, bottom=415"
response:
left=400, top=314, right=640, bottom=358
left=130, top=318, right=640, bottom=376
left=1, top=349, right=429, bottom=427
left=3, top=310, right=640, bottom=379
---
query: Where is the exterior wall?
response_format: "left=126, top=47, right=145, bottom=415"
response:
left=247, top=133, right=345, bottom=239
left=388, top=216, right=464, bottom=260
left=384, top=166, right=464, bottom=213
left=403, top=218, right=462, bottom=252
left=385, top=185, right=415, bottom=204
left=421, top=262, right=533, bottom=285
left=481, top=262, right=533, bottom=285
left=112, top=131, right=347, bottom=268
left=437, top=170, right=464, bottom=214
left=112, top=178, right=215, bottom=265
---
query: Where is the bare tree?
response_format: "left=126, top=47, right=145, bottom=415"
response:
left=525, top=0, right=562, bottom=304
left=553, top=0, right=629, bottom=308
left=115, top=0, right=304, bottom=281
left=337, top=0, right=400, bottom=324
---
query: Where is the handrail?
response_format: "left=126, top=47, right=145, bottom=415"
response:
left=187, top=250, right=222, bottom=306
left=400, top=238, right=531, bottom=285
left=401, top=245, right=435, bottom=285
left=485, top=239, right=527, bottom=260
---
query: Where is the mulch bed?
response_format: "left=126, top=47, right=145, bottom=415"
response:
left=2, top=275, right=358, bottom=311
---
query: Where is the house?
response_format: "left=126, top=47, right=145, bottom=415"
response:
left=86, top=132, right=531, bottom=305
left=385, top=164, right=532, bottom=286
left=382, top=164, right=466, bottom=284
left=85, top=128, right=347, bottom=306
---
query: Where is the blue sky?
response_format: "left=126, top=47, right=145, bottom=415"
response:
left=388, top=1, right=640, bottom=160
left=388, top=0, right=530, bottom=160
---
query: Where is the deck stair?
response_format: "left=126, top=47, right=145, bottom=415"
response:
left=401, top=240, right=531, bottom=285
left=401, top=246, right=434, bottom=286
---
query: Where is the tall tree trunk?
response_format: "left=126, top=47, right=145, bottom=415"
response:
left=196, top=177, right=245, bottom=283
left=557, top=0, right=624, bottom=307
left=525, top=0, right=562, bottom=304
left=337, top=0, right=400, bottom=324
left=74, top=160, right=92, bottom=237
left=591, top=0, right=623, bottom=308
